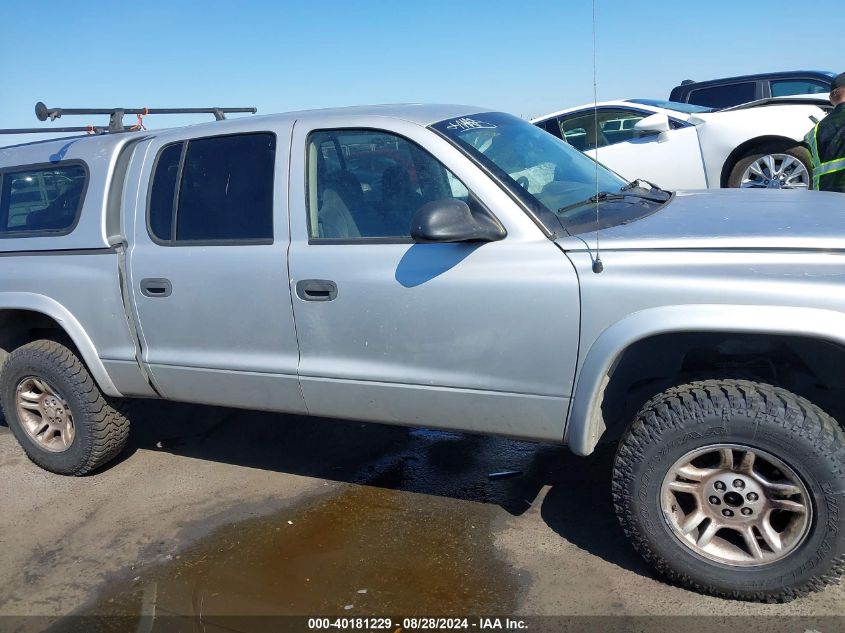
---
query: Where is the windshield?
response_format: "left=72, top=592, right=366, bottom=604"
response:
left=431, top=112, right=657, bottom=235
left=626, top=99, right=713, bottom=114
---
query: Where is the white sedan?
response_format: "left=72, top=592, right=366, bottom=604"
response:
left=532, top=98, right=829, bottom=190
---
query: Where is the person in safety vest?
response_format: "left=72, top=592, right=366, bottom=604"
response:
left=806, top=72, right=845, bottom=192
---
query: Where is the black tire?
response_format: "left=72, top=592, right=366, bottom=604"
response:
left=727, top=143, right=811, bottom=189
left=0, top=339, right=129, bottom=475
left=613, top=379, right=845, bottom=601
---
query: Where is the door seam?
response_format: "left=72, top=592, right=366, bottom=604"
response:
left=286, top=118, right=309, bottom=414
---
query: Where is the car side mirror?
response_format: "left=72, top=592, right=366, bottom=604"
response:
left=410, top=199, right=506, bottom=244
left=634, top=113, right=671, bottom=135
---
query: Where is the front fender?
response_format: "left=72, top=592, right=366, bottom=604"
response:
left=566, top=304, right=845, bottom=455
left=0, top=293, right=121, bottom=397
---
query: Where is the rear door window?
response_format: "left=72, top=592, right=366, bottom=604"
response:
left=0, top=163, right=87, bottom=236
left=770, top=79, right=830, bottom=97
left=148, top=133, right=276, bottom=244
left=687, top=82, right=756, bottom=108
left=148, top=143, right=183, bottom=241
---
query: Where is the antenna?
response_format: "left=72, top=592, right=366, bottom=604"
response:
left=590, top=0, right=603, bottom=274
left=0, top=102, right=257, bottom=136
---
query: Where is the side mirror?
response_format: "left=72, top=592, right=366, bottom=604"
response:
left=410, top=199, right=506, bottom=244
left=634, top=113, right=671, bottom=135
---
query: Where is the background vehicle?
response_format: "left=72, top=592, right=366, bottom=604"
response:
left=669, top=71, right=836, bottom=109
left=1, top=104, right=845, bottom=602
left=533, top=98, right=827, bottom=190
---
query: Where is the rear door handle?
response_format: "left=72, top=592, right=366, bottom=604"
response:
left=140, top=278, right=172, bottom=298
left=295, top=279, right=337, bottom=302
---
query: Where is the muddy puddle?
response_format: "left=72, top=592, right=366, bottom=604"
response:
left=54, top=426, right=549, bottom=632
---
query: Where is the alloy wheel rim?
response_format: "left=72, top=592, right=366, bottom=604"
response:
left=15, top=376, right=75, bottom=453
left=660, top=443, right=812, bottom=566
left=739, top=154, right=809, bottom=189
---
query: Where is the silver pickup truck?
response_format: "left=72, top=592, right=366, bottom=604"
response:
left=1, top=105, right=844, bottom=602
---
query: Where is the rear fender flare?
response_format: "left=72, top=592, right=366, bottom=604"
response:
left=0, top=292, right=121, bottom=397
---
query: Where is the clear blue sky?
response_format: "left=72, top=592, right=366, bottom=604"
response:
left=1, top=0, right=840, bottom=145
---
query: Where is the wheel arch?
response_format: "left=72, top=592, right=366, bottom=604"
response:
left=0, top=294, right=120, bottom=397
left=719, top=135, right=809, bottom=187
left=566, top=304, right=845, bottom=456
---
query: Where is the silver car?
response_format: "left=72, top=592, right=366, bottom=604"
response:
left=0, top=104, right=844, bottom=601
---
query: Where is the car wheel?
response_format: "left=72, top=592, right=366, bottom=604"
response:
left=613, top=379, right=845, bottom=601
left=0, top=339, right=129, bottom=475
left=727, top=145, right=811, bottom=190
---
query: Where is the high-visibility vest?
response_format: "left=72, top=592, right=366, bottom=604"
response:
left=806, top=123, right=845, bottom=190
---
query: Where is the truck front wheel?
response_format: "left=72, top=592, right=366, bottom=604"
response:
left=613, top=379, right=845, bottom=601
left=0, top=339, right=129, bottom=475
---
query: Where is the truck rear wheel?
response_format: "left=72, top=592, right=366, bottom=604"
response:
left=0, top=339, right=129, bottom=475
left=613, top=379, right=845, bottom=601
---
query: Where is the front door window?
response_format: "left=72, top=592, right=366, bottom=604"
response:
left=306, top=129, right=472, bottom=240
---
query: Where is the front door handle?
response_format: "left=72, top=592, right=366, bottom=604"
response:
left=140, top=278, right=172, bottom=298
left=296, top=279, right=337, bottom=302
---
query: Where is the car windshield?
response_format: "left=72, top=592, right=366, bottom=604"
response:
left=626, top=99, right=713, bottom=113
left=431, top=112, right=666, bottom=235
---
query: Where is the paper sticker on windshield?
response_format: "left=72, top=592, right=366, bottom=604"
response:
left=445, top=117, right=497, bottom=132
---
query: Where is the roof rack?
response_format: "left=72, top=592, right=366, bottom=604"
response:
left=0, top=101, right=258, bottom=135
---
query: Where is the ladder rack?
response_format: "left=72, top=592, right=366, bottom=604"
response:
left=0, top=102, right=258, bottom=135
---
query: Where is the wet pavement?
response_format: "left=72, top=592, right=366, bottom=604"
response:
left=72, top=426, right=532, bottom=622
left=1, top=401, right=844, bottom=632
left=77, top=486, right=514, bottom=619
